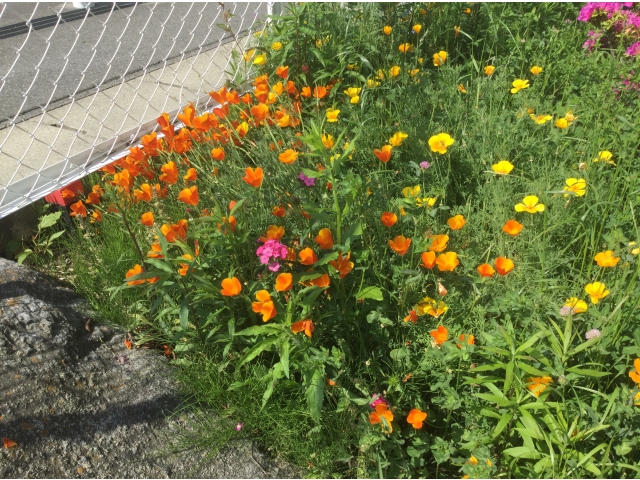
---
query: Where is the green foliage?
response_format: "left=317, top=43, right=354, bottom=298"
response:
left=16, top=209, right=65, bottom=265
left=56, top=2, right=640, bottom=477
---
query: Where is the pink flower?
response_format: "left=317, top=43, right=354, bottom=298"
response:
left=626, top=41, right=640, bottom=57
left=236, top=422, right=243, bottom=431
left=370, top=393, right=389, bottom=409
left=256, top=239, right=288, bottom=272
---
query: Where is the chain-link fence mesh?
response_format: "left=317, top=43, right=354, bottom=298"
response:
left=0, top=1, right=272, bottom=219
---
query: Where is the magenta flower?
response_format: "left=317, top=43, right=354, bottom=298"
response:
left=298, top=172, right=315, bottom=187
left=369, top=393, right=389, bottom=409
left=419, top=161, right=431, bottom=170
left=236, top=422, right=243, bottom=431
left=626, top=41, right=640, bottom=56
left=256, top=239, right=288, bottom=272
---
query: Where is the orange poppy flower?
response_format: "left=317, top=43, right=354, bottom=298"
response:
left=299, top=247, right=318, bottom=265
left=329, top=251, right=354, bottom=278
left=388, top=235, right=411, bottom=255
left=495, top=257, right=514, bottom=276
left=436, top=252, right=459, bottom=272
left=91, top=210, right=102, bottom=223
left=141, top=131, right=160, bottom=156
left=369, top=403, right=394, bottom=434
left=61, top=188, right=76, bottom=199
left=291, top=319, right=314, bottom=338
left=112, top=169, right=131, bottom=191
left=420, top=251, right=436, bottom=269
left=477, top=263, right=495, bottom=278
left=125, top=264, right=145, bottom=286
left=252, top=290, right=277, bottom=322
left=69, top=200, right=87, bottom=218
left=380, top=212, right=398, bottom=227
left=527, top=376, right=553, bottom=397
left=184, top=168, right=197, bottom=182
left=211, top=147, right=225, bottom=161
left=147, top=242, right=164, bottom=259
left=155, top=183, right=168, bottom=198
left=271, top=205, right=286, bottom=217
left=457, top=334, right=475, bottom=348
left=428, top=234, right=449, bottom=252
left=278, top=149, right=298, bottom=164
left=374, top=145, right=393, bottom=163
left=221, top=277, right=242, bottom=296
left=275, top=273, right=293, bottom=292
left=313, top=86, right=327, bottom=99
left=311, top=273, right=330, bottom=287
left=178, top=254, right=194, bottom=276
left=133, top=183, right=153, bottom=202
left=159, top=161, right=178, bottom=184
left=86, top=192, right=101, bottom=205
left=430, top=325, right=449, bottom=345
left=250, top=102, right=269, bottom=121
left=276, top=65, right=289, bottom=79
left=447, top=214, right=466, bottom=230
left=300, top=86, right=311, bottom=98
left=140, top=211, right=154, bottom=226
left=217, top=216, right=237, bottom=233
left=242, top=167, right=264, bottom=188
left=628, top=358, right=640, bottom=384
left=260, top=225, right=285, bottom=242
left=178, top=186, right=199, bottom=206
left=404, top=310, right=418, bottom=323
left=502, top=220, right=523, bottom=236
left=177, top=103, right=195, bottom=127
left=406, top=408, right=427, bottom=429
left=314, top=228, right=334, bottom=250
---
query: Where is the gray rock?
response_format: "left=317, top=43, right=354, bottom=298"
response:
left=0, top=258, right=299, bottom=478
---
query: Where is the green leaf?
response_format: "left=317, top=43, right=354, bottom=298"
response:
left=262, top=363, right=283, bottom=408
left=48, top=230, right=65, bottom=241
left=474, top=393, right=515, bottom=407
left=390, top=347, right=410, bottom=362
left=503, top=446, right=541, bottom=459
left=492, top=412, right=513, bottom=439
left=301, top=286, right=328, bottom=306
left=145, top=258, right=174, bottom=274
left=293, top=271, right=323, bottom=284
left=237, top=337, right=279, bottom=367
left=16, top=250, right=33, bottom=265
left=281, top=340, right=290, bottom=379
left=566, top=366, right=610, bottom=377
left=356, top=286, right=383, bottom=302
left=314, top=251, right=339, bottom=267
left=343, top=220, right=362, bottom=248
left=515, top=331, right=546, bottom=354
left=306, top=368, right=324, bottom=422
left=229, top=198, right=246, bottom=216
left=179, top=298, right=189, bottom=330
left=235, top=324, right=283, bottom=336
left=38, top=211, right=62, bottom=229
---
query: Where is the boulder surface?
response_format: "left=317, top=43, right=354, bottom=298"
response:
left=0, top=257, right=294, bottom=478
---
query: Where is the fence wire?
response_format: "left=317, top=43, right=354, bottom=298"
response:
left=0, top=1, right=271, bottom=219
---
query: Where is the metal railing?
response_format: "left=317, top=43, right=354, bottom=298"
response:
left=0, top=1, right=272, bottom=218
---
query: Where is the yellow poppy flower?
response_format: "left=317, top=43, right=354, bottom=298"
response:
left=515, top=195, right=545, bottom=213
left=326, top=108, right=340, bottom=123
left=428, top=133, right=454, bottom=154
left=366, top=79, right=380, bottom=88
left=492, top=160, right=514, bottom=175
left=383, top=26, right=392, bottom=35
left=271, top=42, right=283, bottom=50
left=564, top=297, right=588, bottom=314
left=399, top=43, right=413, bottom=53
left=585, top=282, right=609, bottom=304
left=413, top=24, right=422, bottom=34
left=389, top=66, right=401, bottom=77
left=530, top=65, right=543, bottom=76
left=253, top=53, right=266, bottom=65
left=484, top=65, right=495, bottom=76
left=433, top=51, right=447, bottom=67
left=594, top=250, right=620, bottom=267
left=563, top=178, right=586, bottom=197
left=402, top=185, right=421, bottom=198
left=389, top=132, right=408, bottom=147
left=529, top=113, right=553, bottom=125
left=593, top=150, right=615, bottom=165
left=555, top=118, right=569, bottom=129
left=458, top=84, right=467, bottom=94
left=510, top=79, right=529, bottom=94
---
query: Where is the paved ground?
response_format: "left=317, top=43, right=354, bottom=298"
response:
left=0, top=2, right=268, bottom=218
left=0, top=2, right=266, bottom=125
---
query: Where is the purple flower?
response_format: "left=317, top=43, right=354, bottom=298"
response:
left=419, top=161, right=431, bottom=170
left=268, top=261, right=281, bottom=272
left=626, top=41, right=640, bottom=57
left=578, top=2, right=631, bottom=22
left=298, top=172, right=315, bottom=187
left=585, top=328, right=601, bottom=340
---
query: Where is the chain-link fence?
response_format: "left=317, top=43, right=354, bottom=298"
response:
left=0, top=1, right=272, bottom=219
